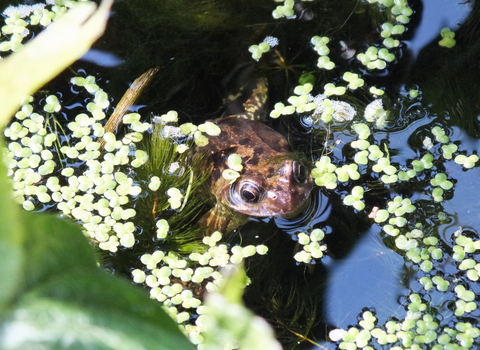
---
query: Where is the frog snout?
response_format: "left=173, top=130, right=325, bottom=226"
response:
left=277, top=160, right=312, bottom=185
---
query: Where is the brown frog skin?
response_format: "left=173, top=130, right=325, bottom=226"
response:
left=198, top=78, right=313, bottom=235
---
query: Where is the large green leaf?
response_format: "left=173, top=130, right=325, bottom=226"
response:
left=0, top=270, right=194, bottom=350
left=0, top=144, right=24, bottom=313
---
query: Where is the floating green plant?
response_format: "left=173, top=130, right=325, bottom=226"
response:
left=249, top=36, right=279, bottom=61
left=343, top=185, right=365, bottom=210
left=343, top=72, right=365, bottom=90
left=324, top=82, right=347, bottom=96
left=311, top=35, right=335, bottom=70
left=272, top=0, right=295, bottom=19
left=311, top=155, right=338, bottom=189
left=454, top=154, right=479, bottom=168
left=439, top=27, right=456, bottom=48
left=294, top=228, right=327, bottom=263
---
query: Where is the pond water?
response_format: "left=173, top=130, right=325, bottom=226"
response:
left=3, top=0, right=480, bottom=349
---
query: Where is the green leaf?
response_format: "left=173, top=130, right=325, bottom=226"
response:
left=0, top=270, right=194, bottom=350
left=0, top=140, right=24, bottom=313
left=343, top=194, right=356, bottom=206
left=227, top=153, right=243, bottom=172
left=201, top=267, right=282, bottom=350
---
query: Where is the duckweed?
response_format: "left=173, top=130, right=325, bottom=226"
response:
left=248, top=36, right=279, bottom=61
left=312, top=35, right=335, bottom=70
left=439, top=27, right=456, bottom=48
left=454, top=154, right=479, bottom=168
left=370, top=86, right=385, bottom=96
left=294, top=228, right=327, bottom=263
left=343, top=72, right=365, bottom=90
left=272, top=0, right=295, bottom=19
left=314, top=105, right=480, bottom=349
left=343, top=186, right=365, bottom=210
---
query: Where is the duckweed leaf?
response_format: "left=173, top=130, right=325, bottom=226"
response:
left=343, top=186, right=365, bottom=210
left=369, top=86, right=385, bottom=96
left=293, top=83, right=313, bottom=95
left=227, top=154, right=243, bottom=172
left=442, top=143, right=458, bottom=159
left=324, top=83, right=346, bottom=96
left=354, top=150, right=369, bottom=165
left=310, top=228, right=325, bottom=242
left=167, top=187, right=183, bottom=209
left=148, top=176, right=161, bottom=191
left=193, top=132, right=209, bottom=147
left=335, top=167, right=349, bottom=182
left=439, top=27, right=456, bottom=48
left=351, top=139, right=370, bottom=150
left=455, top=154, right=479, bottom=168
left=343, top=72, right=364, bottom=89
left=374, top=209, right=389, bottom=223
left=431, top=173, right=454, bottom=190
left=353, top=123, right=371, bottom=139
left=179, top=122, right=197, bottom=135
left=222, top=169, right=241, bottom=183
left=198, top=121, right=221, bottom=136
left=317, top=56, right=335, bottom=70
left=156, top=219, right=170, bottom=239
left=432, top=187, right=444, bottom=202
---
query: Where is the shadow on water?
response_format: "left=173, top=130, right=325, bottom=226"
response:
left=408, top=0, right=480, bottom=137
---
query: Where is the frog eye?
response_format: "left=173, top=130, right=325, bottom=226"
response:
left=239, top=182, right=263, bottom=203
left=293, top=161, right=308, bottom=183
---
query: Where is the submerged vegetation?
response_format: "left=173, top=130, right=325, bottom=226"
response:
left=1, top=0, right=480, bottom=349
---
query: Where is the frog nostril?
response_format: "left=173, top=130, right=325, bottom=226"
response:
left=293, top=161, right=307, bottom=183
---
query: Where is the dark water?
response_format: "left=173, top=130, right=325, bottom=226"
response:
left=4, top=0, right=480, bottom=349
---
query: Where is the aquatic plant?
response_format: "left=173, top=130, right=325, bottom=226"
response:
left=249, top=36, right=279, bottom=61
left=311, top=36, right=335, bottom=70
left=439, top=27, right=456, bottom=48
left=293, top=229, right=327, bottom=264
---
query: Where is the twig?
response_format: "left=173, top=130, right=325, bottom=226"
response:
left=100, top=67, right=159, bottom=146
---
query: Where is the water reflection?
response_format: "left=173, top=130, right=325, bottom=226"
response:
left=81, top=49, right=124, bottom=67
left=323, top=226, right=406, bottom=330
left=275, top=188, right=332, bottom=235
left=406, top=0, right=472, bottom=58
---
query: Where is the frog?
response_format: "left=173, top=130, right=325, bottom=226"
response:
left=198, top=77, right=313, bottom=235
